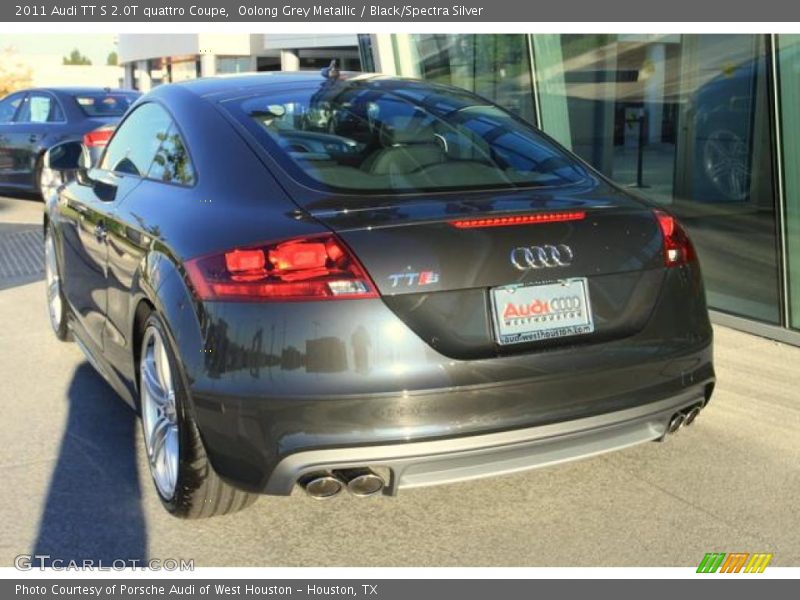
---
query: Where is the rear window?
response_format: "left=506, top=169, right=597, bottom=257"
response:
left=73, top=92, right=138, bottom=117
left=224, top=77, right=588, bottom=196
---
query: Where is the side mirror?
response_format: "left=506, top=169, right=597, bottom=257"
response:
left=43, top=141, right=83, bottom=171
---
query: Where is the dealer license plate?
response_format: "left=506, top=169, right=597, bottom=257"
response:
left=490, top=278, right=594, bottom=345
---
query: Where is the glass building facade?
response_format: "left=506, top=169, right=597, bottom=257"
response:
left=361, top=33, right=800, bottom=343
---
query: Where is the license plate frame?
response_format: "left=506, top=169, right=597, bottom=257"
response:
left=490, top=278, right=594, bottom=346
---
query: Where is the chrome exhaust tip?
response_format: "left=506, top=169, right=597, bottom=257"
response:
left=684, top=406, right=702, bottom=426
left=667, top=412, right=686, bottom=434
left=336, top=468, right=385, bottom=497
left=299, top=473, right=344, bottom=500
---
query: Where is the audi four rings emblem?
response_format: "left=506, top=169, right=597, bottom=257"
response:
left=510, top=244, right=574, bottom=270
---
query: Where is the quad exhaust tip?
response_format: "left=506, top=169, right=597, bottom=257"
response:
left=664, top=404, right=703, bottom=438
left=684, top=405, right=702, bottom=426
left=299, top=468, right=386, bottom=499
left=337, top=468, right=385, bottom=497
left=667, top=412, right=686, bottom=434
left=299, top=473, right=344, bottom=500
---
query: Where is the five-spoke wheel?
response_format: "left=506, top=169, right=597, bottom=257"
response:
left=140, top=325, right=180, bottom=501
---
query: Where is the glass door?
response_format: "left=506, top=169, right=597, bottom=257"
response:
left=532, top=34, right=783, bottom=324
left=777, top=34, right=800, bottom=330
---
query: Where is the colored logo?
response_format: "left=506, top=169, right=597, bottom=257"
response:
left=503, top=295, right=583, bottom=321
left=697, top=553, right=773, bottom=573
left=387, top=271, right=440, bottom=288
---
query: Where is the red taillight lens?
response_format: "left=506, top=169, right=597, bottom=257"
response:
left=450, top=211, right=586, bottom=229
left=185, top=234, right=378, bottom=301
left=654, top=210, right=696, bottom=267
left=224, top=249, right=266, bottom=282
left=270, top=241, right=326, bottom=269
left=83, top=128, right=113, bottom=148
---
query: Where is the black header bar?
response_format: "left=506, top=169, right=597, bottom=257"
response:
left=4, top=0, right=800, bottom=22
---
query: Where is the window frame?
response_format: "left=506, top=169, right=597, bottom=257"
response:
left=146, top=120, right=198, bottom=188
left=15, top=91, right=67, bottom=124
left=0, top=92, right=29, bottom=124
left=98, top=100, right=198, bottom=189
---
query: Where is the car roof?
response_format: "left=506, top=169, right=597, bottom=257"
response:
left=172, top=71, right=383, bottom=99
left=26, top=87, right=140, bottom=95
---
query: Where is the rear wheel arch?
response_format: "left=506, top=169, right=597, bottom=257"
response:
left=128, top=254, right=202, bottom=410
left=131, top=272, right=258, bottom=517
left=128, top=251, right=181, bottom=393
left=138, top=309, right=257, bottom=517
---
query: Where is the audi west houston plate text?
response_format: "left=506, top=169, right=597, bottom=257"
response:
left=41, top=69, right=714, bottom=517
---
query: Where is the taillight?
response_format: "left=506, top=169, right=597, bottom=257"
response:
left=83, top=128, right=113, bottom=148
left=185, top=234, right=378, bottom=301
left=654, top=210, right=696, bottom=267
left=450, top=210, right=585, bottom=229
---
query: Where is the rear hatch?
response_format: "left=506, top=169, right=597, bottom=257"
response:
left=311, top=187, right=665, bottom=359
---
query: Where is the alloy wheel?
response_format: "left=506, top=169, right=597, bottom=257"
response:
left=39, top=166, right=61, bottom=202
left=140, top=326, right=180, bottom=500
left=44, top=231, right=62, bottom=333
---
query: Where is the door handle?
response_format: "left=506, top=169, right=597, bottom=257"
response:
left=94, top=222, right=107, bottom=243
left=28, top=134, right=38, bottom=144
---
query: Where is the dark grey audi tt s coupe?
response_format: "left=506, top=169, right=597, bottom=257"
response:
left=42, top=70, right=714, bottom=518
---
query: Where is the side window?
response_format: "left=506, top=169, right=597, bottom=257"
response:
left=0, top=93, right=26, bottom=123
left=148, top=123, right=196, bottom=186
left=50, top=98, right=65, bottom=122
left=16, top=93, right=60, bottom=123
left=101, top=103, right=172, bottom=177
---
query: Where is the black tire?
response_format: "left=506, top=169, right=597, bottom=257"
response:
left=139, top=311, right=258, bottom=518
left=44, top=227, right=72, bottom=342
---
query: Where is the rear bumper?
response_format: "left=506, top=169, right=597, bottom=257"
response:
left=192, top=345, right=714, bottom=495
left=181, top=264, right=714, bottom=496
left=264, top=387, right=708, bottom=495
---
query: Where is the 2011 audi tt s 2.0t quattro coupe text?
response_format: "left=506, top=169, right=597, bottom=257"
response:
left=43, top=70, right=714, bottom=518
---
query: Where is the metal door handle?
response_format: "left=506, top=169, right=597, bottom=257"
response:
left=94, top=223, right=107, bottom=242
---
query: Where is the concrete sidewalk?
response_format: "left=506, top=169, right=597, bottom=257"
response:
left=0, top=193, right=798, bottom=567
left=0, top=193, right=43, bottom=225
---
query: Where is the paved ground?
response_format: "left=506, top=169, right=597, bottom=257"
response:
left=0, top=193, right=798, bottom=567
